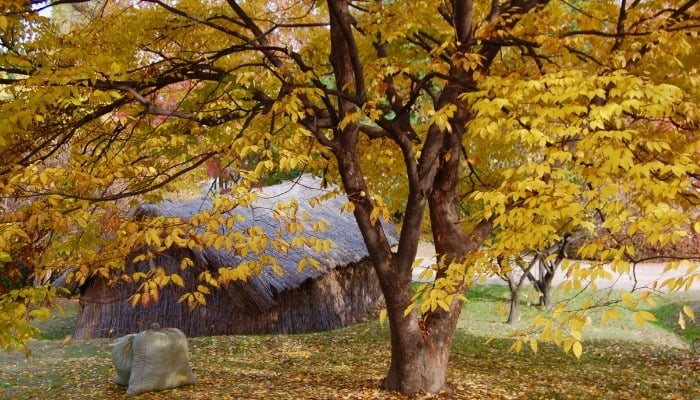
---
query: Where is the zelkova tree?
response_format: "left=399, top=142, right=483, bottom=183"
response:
left=1, top=0, right=700, bottom=394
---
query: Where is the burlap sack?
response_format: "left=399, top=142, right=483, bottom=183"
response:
left=111, top=333, right=136, bottom=386
left=112, top=324, right=196, bottom=395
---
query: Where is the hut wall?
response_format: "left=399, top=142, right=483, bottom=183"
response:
left=75, top=258, right=383, bottom=339
left=241, top=258, right=384, bottom=334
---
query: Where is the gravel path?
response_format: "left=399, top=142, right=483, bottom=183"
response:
left=413, top=242, right=700, bottom=291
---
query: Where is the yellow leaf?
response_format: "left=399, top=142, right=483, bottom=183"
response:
left=27, top=306, right=50, bottom=322
left=569, top=318, right=584, bottom=340
left=632, top=310, right=657, bottom=327
left=540, top=325, right=553, bottom=341
left=403, top=302, right=415, bottom=317
left=197, top=285, right=210, bottom=295
left=194, top=291, right=206, bottom=306
left=639, top=310, right=657, bottom=322
left=621, top=292, right=636, bottom=308
left=180, top=257, right=194, bottom=270
left=379, top=309, right=388, bottom=327
left=417, top=267, right=435, bottom=281
left=130, top=294, right=141, bottom=308
left=529, top=338, right=538, bottom=354
left=678, top=312, right=686, bottom=330
left=0, top=251, right=12, bottom=262
left=297, top=257, right=308, bottom=272
left=553, top=329, right=563, bottom=347
left=340, top=201, right=355, bottom=213
left=509, top=340, right=523, bottom=353
left=563, top=337, right=574, bottom=353
left=369, top=207, right=381, bottom=226
left=683, top=305, right=696, bottom=321
left=171, top=274, right=184, bottom=287
left=150, top=287, right=159, bottom=303
left=572, top=341, right=583, bottom=359
left=601, top=308, right=620, bottom=325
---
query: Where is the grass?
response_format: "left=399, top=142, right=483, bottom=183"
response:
left=460, top=284, right=698, bottom=347
left=651, top=300, right=700, bottom=349
left=1, top=288, right=698, bottom=399
left=34, top=299, right=79, bottom=340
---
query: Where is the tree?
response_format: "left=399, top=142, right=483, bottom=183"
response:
left=1, top=0, right=699, bottom=394
left=496, top=233, right=569, bottom=324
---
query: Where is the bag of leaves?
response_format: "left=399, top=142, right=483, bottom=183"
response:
left=111, top=333, right=136, bottom=386
left=112, top=323, right=197, bottom=395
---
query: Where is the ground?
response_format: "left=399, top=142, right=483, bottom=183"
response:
left=1, top=285, right=698, bottom=399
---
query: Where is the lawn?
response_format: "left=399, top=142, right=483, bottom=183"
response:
left=1, top=286, right=698, bottom=399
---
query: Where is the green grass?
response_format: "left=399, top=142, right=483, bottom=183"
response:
left=1, top=288, right=698, bottom=399
left=34, top=298, right=79, bottom=340
left=650, top=298, right=700, bottom=348
left=460, top=284, right=699, bottom=347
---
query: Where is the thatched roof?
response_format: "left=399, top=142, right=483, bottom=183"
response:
left=129, top=175, right=397, bottom=312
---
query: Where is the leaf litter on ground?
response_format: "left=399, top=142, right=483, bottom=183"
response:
left=1, top=296, right=698, bottom=399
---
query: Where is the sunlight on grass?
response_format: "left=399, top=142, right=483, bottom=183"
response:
left=459, top=284, right=696, bottom=349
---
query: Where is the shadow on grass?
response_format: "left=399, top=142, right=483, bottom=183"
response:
left=651, top=301, right=700, bottom=349
left=465, top=284, right=510, bottom=303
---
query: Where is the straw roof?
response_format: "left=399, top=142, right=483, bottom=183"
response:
left=130, top=175, right=397, bottom=312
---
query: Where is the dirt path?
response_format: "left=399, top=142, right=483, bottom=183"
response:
left=413, top=242, right=700, bottom=291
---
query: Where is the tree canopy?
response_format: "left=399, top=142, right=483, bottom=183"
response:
left=1, top=0, right=699, bottom=394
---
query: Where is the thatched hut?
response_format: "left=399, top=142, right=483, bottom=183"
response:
left=74, top=176, right=395, bottom=339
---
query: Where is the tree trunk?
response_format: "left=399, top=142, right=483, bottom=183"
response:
left=507, top=278, right=520, bottom=324
left=322, top=0, right=499, bottom=393
left=323, top=0, right=545, bottom=393
left=540, top=270, right=554, bottom=310
left=539, top=235, right=569, bottom=310
left=506, top=257, right=534, bottom=324
left=342, top=161, right=460, bottom=394
left=379, top=279, right=460, bottom=393
left=381, top=328, right=457, bottom=393
left=323, top=0, right=458, bottom=393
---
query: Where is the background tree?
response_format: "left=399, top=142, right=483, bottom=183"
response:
left=1, top=0, right=699, bottom=394
left=495, top=233, right=570, bottom=324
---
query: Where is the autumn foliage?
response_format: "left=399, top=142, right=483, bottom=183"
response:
left=1, top=0, right=699, bottom=394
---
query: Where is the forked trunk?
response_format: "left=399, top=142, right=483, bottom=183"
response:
left=322, top=0, right=489, bottom=393
left=379, top=278, right=462, bottom=393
